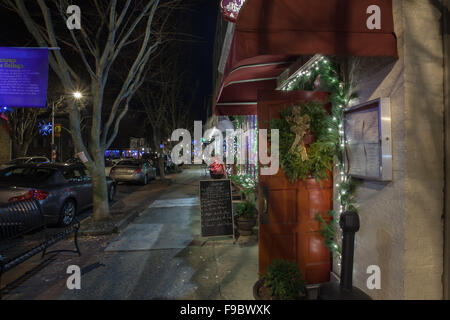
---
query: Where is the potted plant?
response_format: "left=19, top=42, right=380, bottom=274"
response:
left=253, top=259, right=307, bottom=300
left=209, top=160, right=225, bottom=179
left=231, top=174, right=258, bottom=235
left=235, top=198, right=257, bottom=236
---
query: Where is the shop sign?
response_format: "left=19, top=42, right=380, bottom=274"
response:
left=55, top=123, right=62, bottom=138
left=220, top=0, right=246, bottom=22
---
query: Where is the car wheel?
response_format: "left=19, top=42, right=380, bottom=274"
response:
left=58, top=199, right=76, bottom=227
left=108, top=184, right=115, bottom=203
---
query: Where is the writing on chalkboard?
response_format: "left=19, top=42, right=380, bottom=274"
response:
left=200, top=179, right=234, bottom=237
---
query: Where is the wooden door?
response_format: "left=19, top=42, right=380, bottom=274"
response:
left=257, top=90, right=332, bottom=284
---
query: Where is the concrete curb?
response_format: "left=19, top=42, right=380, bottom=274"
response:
left=78, top=180, right=173, bottom=237
left=78, top=209, right=142, bottom=237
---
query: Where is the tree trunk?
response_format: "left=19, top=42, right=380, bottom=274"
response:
left=13, top=140, right=30, bottom=158
left=158, top=155, right=165, bottom=180
left=152, top=128, right=166, bottom=180
left=90, top=164, right=110, bottom=221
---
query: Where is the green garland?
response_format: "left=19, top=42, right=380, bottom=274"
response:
left=232, top=115, right=248, bottom=129
left=282, top=56, right=359, bottom=257
left=270, top=102, right=335, bottom=182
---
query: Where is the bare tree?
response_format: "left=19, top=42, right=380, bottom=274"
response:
left=7, top=108, right=44, bottom=157
left=166, top=65, right=198, bottom=133
left=139, top=65, right=170, bottom=181
left=138, top=50, right=197, bottom=179
left=3, top=0, right=180, bottom=221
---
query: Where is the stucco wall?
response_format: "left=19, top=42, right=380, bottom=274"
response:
left=333, top=0, right=444, bottom=299
left=403, top=0, right=444, bottom=300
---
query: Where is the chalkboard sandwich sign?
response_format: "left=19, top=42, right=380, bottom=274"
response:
left=199, top=179, right=234, bottom=238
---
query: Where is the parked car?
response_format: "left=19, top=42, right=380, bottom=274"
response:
left=109, top=159, right=156, bottom=185
left=0, top=156, right=50, bottom=170
left=105, top=158, right=121, bottom=177
left=164, top=155, right=177, bottom=173
left=65, top=157, right=83, bottom=164
left=0, top=163, right=116, bottom=227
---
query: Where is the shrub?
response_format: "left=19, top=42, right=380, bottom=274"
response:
left=236, top=199, right=257, bottom=219
left=263, top=259, right=307, bottom=300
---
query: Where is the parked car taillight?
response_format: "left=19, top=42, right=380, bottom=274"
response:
left=136, top=168, right=141, bottom=174
left=8, top=189, right=49, bottom=203
left=32, top=190, right=49, bottom=200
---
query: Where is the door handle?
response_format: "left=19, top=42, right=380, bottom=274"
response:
left=261, top=197, right=268, bottom=216
left=260, top=186, right=269, bottom=225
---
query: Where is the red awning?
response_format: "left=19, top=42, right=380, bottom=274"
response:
left=216, top=54, right=296, bottom=115
left=215, top=0, right=398, bottom=115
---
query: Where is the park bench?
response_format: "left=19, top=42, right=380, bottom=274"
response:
left=0, top=199, right=81, bottom=297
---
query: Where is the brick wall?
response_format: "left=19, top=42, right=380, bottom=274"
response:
left=0, top=118, right=11, bottom=164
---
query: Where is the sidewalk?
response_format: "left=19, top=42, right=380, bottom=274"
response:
left=2, top=168, right=259, bottom=300
left=79, top=178, right=173, bottom=236
left=63, top=168, right=258, bottom=299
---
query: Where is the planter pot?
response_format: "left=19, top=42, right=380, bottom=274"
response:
left=237, top=217, right=256, bottom=236
left=210, top=173, right=224, bottom=179
left=253, top=278, right=308, bottom=300
left=253, top=278, right=269, bottom=300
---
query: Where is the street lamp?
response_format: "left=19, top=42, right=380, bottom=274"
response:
left=51, top=91, right=82, bottom=162
left=73, top=91, right=83, bottom=99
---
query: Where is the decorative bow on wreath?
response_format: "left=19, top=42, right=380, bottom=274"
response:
left=286, top=106, right=310, bottom=161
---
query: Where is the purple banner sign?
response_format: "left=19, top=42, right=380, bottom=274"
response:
left=0, top=47, right=49, bottom=108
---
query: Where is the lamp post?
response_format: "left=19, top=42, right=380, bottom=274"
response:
left=51, top=97, right=64, bottom=162
left=69, top=91, right=83, bottom=162
left=51, top=92, right=82, bottom=162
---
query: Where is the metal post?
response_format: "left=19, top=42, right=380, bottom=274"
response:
left=51, top=103, right=56, bottom=162
left=340, top=228, right=356, bottom=290
left=317, top=211, right=372, bottom=300
left=51, top=103, right=54, bottom=146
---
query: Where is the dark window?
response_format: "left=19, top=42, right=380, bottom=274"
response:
left=29, top=158, right=48, bottom=163
left=118, top=160, right=138, bottom=166
left=8, top=158, right=28, bottom=165
left=63, top=167, right=87, bottom=182
left=0, top=166, right=54, bottom=181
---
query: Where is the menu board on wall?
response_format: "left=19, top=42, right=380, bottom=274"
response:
left=199, top=179, right=234, bottom=237
left=344, top=98, right=392, bottom=181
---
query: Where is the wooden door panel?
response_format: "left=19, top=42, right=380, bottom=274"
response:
left=259, top=232, right=298, bottom=274
left=257, top=89, right=332, bottom=284
left=298, top=180, right=333, bottom=232
left=268, top=189, right=297, bottom=224
left=298, top=234, right=331, bottom=283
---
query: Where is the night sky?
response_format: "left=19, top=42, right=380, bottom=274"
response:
left=0, top=0, right=219, bottom=146
left=183, top=0, right=218, bottom=122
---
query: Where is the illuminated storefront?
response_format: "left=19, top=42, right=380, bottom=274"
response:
left=212, top=0, right=449, bottom=299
